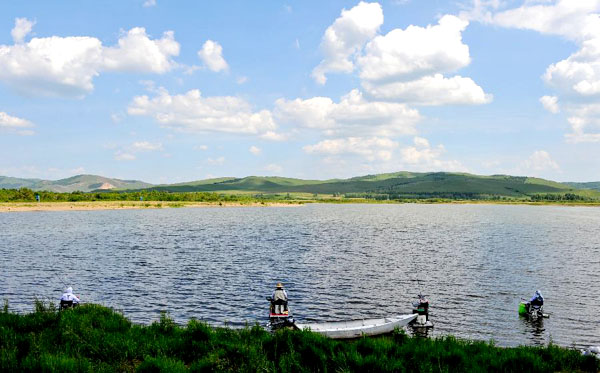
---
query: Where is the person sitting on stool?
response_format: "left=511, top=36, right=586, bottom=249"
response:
left=272, top=282, right=288, bottom=314
left=60, top=286, right=80, bottom=309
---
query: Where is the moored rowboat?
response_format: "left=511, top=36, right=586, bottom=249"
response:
left=295, top=313, right=417, bottom=339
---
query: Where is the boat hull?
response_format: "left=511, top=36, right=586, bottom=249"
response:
left=295, top=314, right=417, bottom=339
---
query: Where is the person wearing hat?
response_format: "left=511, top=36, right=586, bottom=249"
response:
left=272, top=282, right=288, bottom=314
left=529, top=290, right=544, bottom=307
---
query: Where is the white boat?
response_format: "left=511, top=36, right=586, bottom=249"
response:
left=295, top=313, right=417, bottom=339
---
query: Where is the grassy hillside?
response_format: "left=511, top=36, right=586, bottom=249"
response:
left=139, top=172, right=598, bottom=199
left=1, top=302, right=597, bottom=372
left=4, top=172, right=600, bottom=200
left=0, top=174, right=152, bottom=193
left=564, top=181, right=600, bottom=191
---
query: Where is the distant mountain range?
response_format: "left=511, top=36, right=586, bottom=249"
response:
left=0, top=175, right=152, bottom=193
left=2, top=172, right=600, bottom=197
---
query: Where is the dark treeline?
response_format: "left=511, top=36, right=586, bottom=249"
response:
left=1, top=302, right=597, bottom=372
left=1, top=187, right=596, bottom=204
left=530, top=193, right=589, bottom=201
left=0, top=188, right=252, bottom=203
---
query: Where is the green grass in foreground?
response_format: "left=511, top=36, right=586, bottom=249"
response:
left=1, top=302, right=597, bottom=372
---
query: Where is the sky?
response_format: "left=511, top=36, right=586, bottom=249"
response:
left=1, top=0, right=599, bottom=184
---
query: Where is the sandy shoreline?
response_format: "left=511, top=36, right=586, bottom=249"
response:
left=0, top=201, right=303, bottom=212
left=2, top=199, right=598, bottom=212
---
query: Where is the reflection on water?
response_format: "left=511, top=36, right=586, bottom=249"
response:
left=520, top=317, right=546, bottom=346
left=1, top=204, right=599, bottom=348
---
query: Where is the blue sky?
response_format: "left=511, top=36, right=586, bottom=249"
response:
left=1, top=0, right=599, bottom=183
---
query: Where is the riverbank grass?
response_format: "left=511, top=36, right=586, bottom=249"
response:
left=1, top=302, right=597, bottom=372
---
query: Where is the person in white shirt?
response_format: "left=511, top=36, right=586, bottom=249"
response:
left=271, top=282, right=288, bottom=314
left=60, top=287, right=80, bottom=305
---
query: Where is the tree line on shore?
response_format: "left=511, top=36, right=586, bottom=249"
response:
left=0, top=187, right=597, bottom=203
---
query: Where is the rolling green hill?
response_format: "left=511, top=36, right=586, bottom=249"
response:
left=0, top=174, right=153, bottom=193
left=4, top=172, right=599, bottom=200
left=563, top=181, right=600, bottom=191
left=138, top=172, right=600, bottom=199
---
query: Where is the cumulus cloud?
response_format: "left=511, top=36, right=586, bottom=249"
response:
left=249, top=145, right=261, bottom=155
left=0, top=20, right=179, bottom=97
left=312, top=7, right=489, bottom=105
left=312, top=1, right=383, bottom=84
left=565, top=103, right=600, bottom=142
left=102, top=28, right=179, bottom=73
left=363, top=74, right=492, bottom=105
left=358, top=15, right=470, bottom=82
left=304, top=136, right=398, bottom=161
left=198, top=40, right=229, bottom=72
left=400, top=137, right=468, bottom=171
left=128, top=88, right=277, bottom=136
left=466, top=0, right=600, bottom=141
left=540, top=95, right=559, bottom=113
left=520, top=150, right=560, bottom=172
left=0, top=111, right=35, bottom=135
left=11, top=18, right=35, bottom=43
left=358, top=15, right=490, bottom=105
left=275, top=89, right=421, bottom=136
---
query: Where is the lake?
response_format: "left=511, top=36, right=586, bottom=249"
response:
left=1, top=203, right=598, bottom=348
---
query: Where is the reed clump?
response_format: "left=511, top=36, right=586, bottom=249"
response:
left=0, top=302, right=597, bottom=372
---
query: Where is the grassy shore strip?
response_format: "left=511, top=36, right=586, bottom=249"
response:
left=0, top=200, right=304, bottom=212
left=2, top=198, right=600, bottom=212
left=1, top=303, right=597, bottom=373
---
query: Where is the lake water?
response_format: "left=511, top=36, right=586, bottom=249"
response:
left=1, top=204, right=598, bottom=348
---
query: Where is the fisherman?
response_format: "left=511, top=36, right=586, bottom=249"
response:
left=272, top=282, right=288, bottom=314
left=529, top=290, right=544, bottom=308
left=60, top=286, right=80, bottom=309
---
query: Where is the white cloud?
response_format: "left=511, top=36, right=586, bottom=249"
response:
left=520, top=150, right=560, bottom=172
left=0, top=111, right=35, bottom=135
left=206, top=156, right=225, bottom=165
left=363, top=74, right=492, bottom=105
left=467, top=0, right=600, bottom=142
left=539, top=95, right=559, bottom=113
left=263, top=163, right=283, bottom=173
left=236, top=76, right=248, bottom=84
left=312, top=8, right=489, bottom=106
left=11, top=18, right=35, bottom=44
left=102, top=28, right=179, bottom=73
left=131, top=141, right=163, bottom=152
left=481, top=1, right=600, bottom=41
left=249, top=145, right=261, bottom=155
left=143, top=0, right=157, bottom=7
left=400, top=137, right=468, bottom=171
left=114, top=151, right=136, bottom=161
left=565, top=103, right=600, bottom=142
left=303, top=137, right=398, bottom=161
left=358, top=15, right=470, bottom=82
left=196, top=144, right=208, bottom=151
left=355, top=14, right=490, bottom=105
left=276, top=89, right=421, bottom=136
left=0, top=22, right=179, bottom=97
left=312, top=1, right=383, bottom=84
left=259, top=130, right=291, bottom=141
left=128, top=88, right=277, bottom=136
left=198, top=40, right=228, bottom=72
left=114, top=140, right=163, bottom=161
